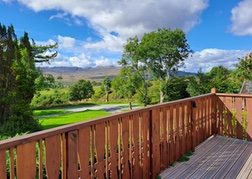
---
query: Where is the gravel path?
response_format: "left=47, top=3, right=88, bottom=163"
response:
left=62, top=104, right=141, bottom=114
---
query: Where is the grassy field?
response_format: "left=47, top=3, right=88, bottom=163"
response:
left=39, top=110, right=110, bottom=130
left=33, top=109, right=69, bottom=116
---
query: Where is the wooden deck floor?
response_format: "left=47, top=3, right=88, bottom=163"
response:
left=160, top=135, right=252, bottom=179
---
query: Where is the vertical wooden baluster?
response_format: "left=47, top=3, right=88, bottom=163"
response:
left=38, top=139, right=43, bottom=179
left=132, top=113, right=140, bottom=178
left=0, top=150, right=6, bottom=179
left=205, top=96, right=209, bottom=137
left=151, top=108, right=161, bottom=179
left=45, top=135, right=61, bottom=179
left=246, top=97, right=252, bottom=141
left=9, top=147, right=15, bottom=179
left=142, top=111, right=150, bottom=179
left=167, top=106, right=172, bottom=165
left=17, top=142, right=36, bottom=178
left=129, top=115, right=133, bottom=178
left=122, top=116, right=130, bottom=179
left=181, top=103, right=186, bottom=155
left=175, top=104, right=180, bottom=160
left=191, top=101, right=196, bottom=151
left=78, top=126, right=91, bottom=178
left=109, top=119, right=119, bottom=179
left=105, top=122, right=109, bottom=179
left=90, top=126, right=95, bottom=178
left=118, top=118, right=122, bottom=179
left=170, top=105, right=175, bottom=163
left=234, top=97, right=242, bottom=139
left=202, top=97, right=206, bottom=140
left=61, top=133, right=67, bottom=179
left=66, top=131, right=78, bottom=179
left=94, top=123, right=105, bottom=179
left=162, top=107, right=168, bottom=168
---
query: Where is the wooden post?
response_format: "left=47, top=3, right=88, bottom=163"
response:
left=211, top=88, right=216, bottom=94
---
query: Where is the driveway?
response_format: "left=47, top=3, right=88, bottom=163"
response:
left=63, top=104, right=141, bottom=114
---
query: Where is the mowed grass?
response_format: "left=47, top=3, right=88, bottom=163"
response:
left=39, top=110, right=110, bottom=130
left=33, top=109, right=69, bottom=116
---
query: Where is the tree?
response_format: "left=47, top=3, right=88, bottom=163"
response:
left=35, top=72, right=56, bottom=90
left=140, top=28, right=192, bottom=103
left=112, top=68, right=140, bottom=109
left=119, top=28, right=192, bottom=105
left=186, top=71, right=211, bottom=97
left=207, top=66, right=232, bottom=93
left=69, top=80, right=94, bottom=101
left=119, top=36, right=152, bottom=106
left=234, top=53, right=252, bottom=81
left=101, top=77, right=111, bottom=102
left=163, top=77, right=190, bottom=101
left=0, top=24, right=57, bottom=136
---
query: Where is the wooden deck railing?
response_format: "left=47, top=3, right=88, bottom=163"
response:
left=215, top=93, right=252, bottom=141
left=0, top=90, right=251, bottom=179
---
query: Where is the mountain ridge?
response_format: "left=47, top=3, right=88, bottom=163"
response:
left=39, top=66, right=196, bottom=84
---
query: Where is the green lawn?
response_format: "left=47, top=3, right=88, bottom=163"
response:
left=39, top=110, right=110, bottom=130
left=33, top=109, right=69, bottom=116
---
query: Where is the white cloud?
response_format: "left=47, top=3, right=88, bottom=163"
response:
left=37, top=53, right=97, bottom=67
left=35, top=39, right=57, bottom=47
left=57, top=35, right=76, bottom=49
left=84, top=27, right=124, bottom=53
left=49, top=12, right=68, bottom=21
left=49, top=12, right=84, bottom=26
left=95, top=56, right=118, bottom=66
left=69, top=53, right=96, bottom=67
left=183, top=49, right=251, bottom=73
left=17, top=0, right=208, bottom=51
left=231, top=0, right=252, bottom=35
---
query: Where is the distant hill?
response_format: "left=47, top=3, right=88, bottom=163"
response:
left=39, top=66, right=121, bottom=84
left=39, top=66, right=196, bottom=85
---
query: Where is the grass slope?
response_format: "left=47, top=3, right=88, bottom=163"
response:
left=39, top=110, right=110, bottom=130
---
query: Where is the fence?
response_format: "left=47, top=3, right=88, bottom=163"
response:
left=0, top=89, right=251, bottom=179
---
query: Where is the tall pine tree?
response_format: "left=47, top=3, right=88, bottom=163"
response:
left=0, top=24, right=57, bottom=136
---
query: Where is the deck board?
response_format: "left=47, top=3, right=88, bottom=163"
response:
left=160, top=135, right=252, bottom=179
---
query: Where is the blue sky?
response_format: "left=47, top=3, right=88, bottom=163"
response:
left=1, top=0, right=252, bottom=72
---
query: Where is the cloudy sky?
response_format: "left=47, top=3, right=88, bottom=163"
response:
left=1, top=0, right=252, bottom=72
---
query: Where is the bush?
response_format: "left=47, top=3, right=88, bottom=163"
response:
left=31, top=89, right=69, bottom=107
left=69, top=80, right=94, bottom=101
left=0, top=115, right=42, bottom=137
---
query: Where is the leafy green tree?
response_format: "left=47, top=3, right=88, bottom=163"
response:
left=69, top=80, right=94, bottom=101
left=35, top=72, right=56, bottom=90
left=140, top=28, right=192, bottom=103
left=207, top=66, right=234, bottom=93
left=163, top=77, right=190, bottom=101
left=101, top=77, right=112, bottom=102
left=0, top=24, right=57, bottom=136
left=112, top=68, right=140, bottom=109
left=186, top=72, right=211, bottom=97
left=234, top=54, right=252, bottom=81
left=119, top=36, right=152, bottom=106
